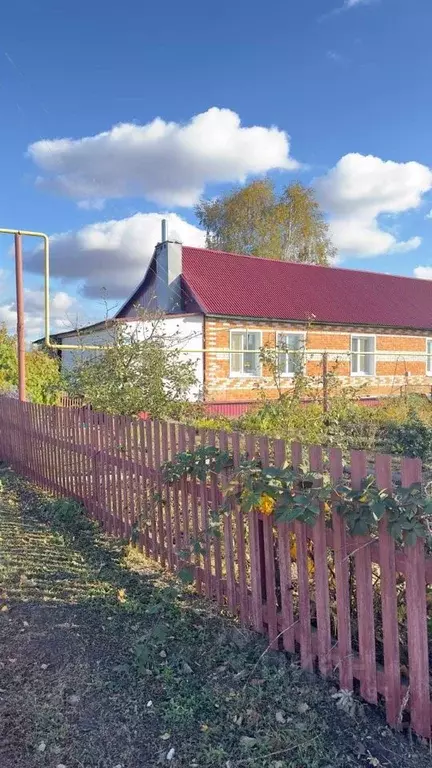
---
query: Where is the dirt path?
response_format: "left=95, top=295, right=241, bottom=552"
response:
left=0, top=468, right=431, bottom=768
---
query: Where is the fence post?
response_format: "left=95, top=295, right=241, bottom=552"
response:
left=401, top=457, right=431, bottom=739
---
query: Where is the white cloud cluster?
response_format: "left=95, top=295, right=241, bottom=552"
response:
left=0, top=289, right=77, bottom=340
left=28, top=107, right=298, bottom=208
left=25, top=212, right=206, bottom=300
left=344, top=0, right=375, bottom=7
left=413, top=266, right=432, bottom=280
left=314, top=153, right=432, bottom=257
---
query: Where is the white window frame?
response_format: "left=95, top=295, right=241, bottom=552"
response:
left=277, top=331, right=306, bottom=377
left=427, top=339, right=432, bottom=376
left=229, top=329, right=262, bottom=378
left=350, top=333, right=376, bottom=377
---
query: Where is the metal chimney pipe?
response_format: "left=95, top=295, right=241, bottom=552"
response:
left=161, top=218, right=167, bottom=242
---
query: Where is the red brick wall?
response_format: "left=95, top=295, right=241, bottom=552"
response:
left=204, top=318, right=432, bottom=402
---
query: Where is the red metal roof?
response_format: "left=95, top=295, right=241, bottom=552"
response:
left=182, top=246, right=432, bottom=330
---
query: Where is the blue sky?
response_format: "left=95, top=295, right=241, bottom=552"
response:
left=1, top=0, right=432, bottom=337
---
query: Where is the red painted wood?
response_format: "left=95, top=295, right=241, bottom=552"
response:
left=188, top=427, right=202, bottom=592
left=126, top=416, right=135, bottom=538
left=208, top=430, right=223, bottom=605
left=199, top=428, right=212, bottom=598
left=161, top=422, right=174, bottom=570
left=219, top=431, right=236, bottom=612
left=259, top=436, right=278, bottom=648
left=99, top=410, right=108, bottom=531
left=153, top=421, right=165, bottom=566
left=140, top=418, right=151, bottom=556
left=246, top=434, right=263, bottom=633
left=351, top=450, right=377, bottom=704
left=146, top=419, right=158, bottom=559
left=109, top=416, right=121, bottom=536
left=178, top=425, right=190, bottom=556
left=375, top=454, right=401, bottom=728
left=401, top=457, right=431, bottom=739
left=309, top=445, right=332, bottom=677
left=232, top=431, right=249, bottom=626
left=292, top=441, right=313, bottom=671
left=170, top=422, right=181, bottom=567
left=329, top=447, right=353, bottom=691
left=274, top=439, right=295, bottom=652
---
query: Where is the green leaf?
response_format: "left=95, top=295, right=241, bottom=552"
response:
left=178, top=566, right=195, bottom=584
left=370, top=501, right=386, bottom=521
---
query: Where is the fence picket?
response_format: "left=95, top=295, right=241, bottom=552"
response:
left=146, top=419, right=158, bottom=559
left=188, top=427, right=202, bottom=592
left=351, top=450, right=377, bottom=705
left=198, top=428, right=212, bottom=598
left=232, top=432, right=249, bottom=626
left=219, top=431, right=236, bottom=611
left=401, top=457, right=431, bottom=739
left=375, top=454, right=401, bottom=728
left=292, top=441, right=313, bottom=671
left=274, top=439, right=295, bottom=652
left=329, top=447, right=353, bottom=691
left=208, top=430, right=223, bottom=605
left=140, top=419, right=150, bottom=556
left=170, top=423, right=181, bottom=567
left=309, top=445, right=332, bottom=677
left=161, top=422, right=174, bottom=570
left=259, top=437, right=278, bottom=648
left=153, top=421, right=165, bottom=566
left=246, top=435, right=263, bottom=633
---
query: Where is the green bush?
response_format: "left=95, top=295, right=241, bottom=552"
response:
left=380, top=413, right=432, bottom=461
left=0, top=325, right=62, bottom=403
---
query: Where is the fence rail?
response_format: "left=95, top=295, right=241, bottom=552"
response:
left=0, top=398, right=431, bottom=738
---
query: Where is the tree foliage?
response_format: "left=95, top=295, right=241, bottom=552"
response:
left=0, top=325, right=62, bottom=404
left=65, top=312, right=199, bottom=419
left=195, top=179, right=336, bottom=265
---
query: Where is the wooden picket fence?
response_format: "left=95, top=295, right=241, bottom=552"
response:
left=0, top=398, right=431, bottom=738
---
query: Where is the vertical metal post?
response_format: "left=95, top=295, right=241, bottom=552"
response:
left=14, top=233, right=26, bottom=402
left=322, top=351, right=329, bottom=414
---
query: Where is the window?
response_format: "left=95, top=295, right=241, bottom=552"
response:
left=277, top=333, right=305, bottom=375
left=351, top=335, right=375, bottom=376
left=230, top=331, right=261, bottom=376
left=427, top=340, right=432, bottom=375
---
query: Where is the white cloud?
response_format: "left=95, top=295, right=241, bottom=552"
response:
left=28, top=107, right=299, bottom=208
left=390, top=236, right=422, bottom=254
left=414, top=266, right=432, bottom=280
left=0, top=289, right=78, bottom=340
left=25, top=212, right=206, bottom=300
left=327, top=50, right=343, bottom=63
left=314, top=153, right=432, bottom=257
left=344, top=0, right=375, bottom=7
left=425, top=209, right=432, bottom=219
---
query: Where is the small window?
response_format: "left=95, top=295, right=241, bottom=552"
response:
left=427, top=339, right=432, bottom=375
left=277, top=333, right=305, bottom=375
left=351, top=335, right=375, bottom=376
left=230, top=331, right=261, bottom=376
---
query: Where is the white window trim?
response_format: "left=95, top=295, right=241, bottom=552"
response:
left=350, top=333, right=376, bottom=377
left=426, top=339, right=432, bottom=376
left=229, top=329, right=262, bottom=378
left=277, top=331, right=306, bottom=377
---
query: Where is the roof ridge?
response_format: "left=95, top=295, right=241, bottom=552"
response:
left=183, top=245, right=423, bottom=283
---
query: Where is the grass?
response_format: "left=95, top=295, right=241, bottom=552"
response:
left=0, top=468, right=431, bottom=768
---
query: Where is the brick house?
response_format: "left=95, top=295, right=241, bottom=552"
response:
left=48, top=232, right=432, bottom=409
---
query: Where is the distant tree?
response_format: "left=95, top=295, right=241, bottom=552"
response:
left=195, top=179, right=336, bottom=265
left=0, top=325, right=62, bottom=403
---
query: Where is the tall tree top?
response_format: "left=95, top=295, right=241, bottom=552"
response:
left=195, top=179, right=336, bottom=266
